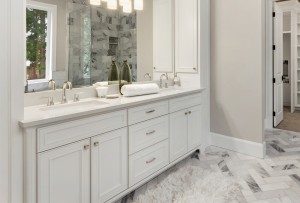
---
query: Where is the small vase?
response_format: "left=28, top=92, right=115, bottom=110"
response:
left=119, top=60, right=132, bottom=93
left=108, top=60, right=119, bottom=85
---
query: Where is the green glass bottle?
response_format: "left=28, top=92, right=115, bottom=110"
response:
left=119, top=60, right=132, bottom=93
left=108, top=60, right=119, bottom=85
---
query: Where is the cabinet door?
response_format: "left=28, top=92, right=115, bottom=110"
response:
left=91, top=128, right=128, bottom=203
left=153, top=0, right=173, bottom=73
left=174, top=0, right=198, bottom=73
left=169, top=110, right=188, bottom=162
left=38, top=139, right=90, bottom=203
left=188, top=105, right=202, bottom=151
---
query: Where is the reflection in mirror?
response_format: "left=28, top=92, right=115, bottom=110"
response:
left=25, top=0, right=151, bottom=92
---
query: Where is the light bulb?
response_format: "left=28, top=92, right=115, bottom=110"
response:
left=119, top=0, right=128, bottom=6
left=123, top=0, right=132, bottom=13
left=107, top=0, right=117, bottom=9
left=134, top=0, right=143, bottom=10
left=90, top=0, right=101, bottom=6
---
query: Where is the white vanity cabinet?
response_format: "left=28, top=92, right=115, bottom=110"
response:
left=38, top=139, right=91, bottom=203
left=91, top=128, right=128, bottom=203
left=174, top=0, right=198, bottom=73
left=169, top=94, right=202, bottom=162
left=153, top=0, right=198, bottom=74
left=23, top=91, right=204, bottom=203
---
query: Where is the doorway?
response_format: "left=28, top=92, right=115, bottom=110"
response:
left=273, top=0, right=300, bottom=132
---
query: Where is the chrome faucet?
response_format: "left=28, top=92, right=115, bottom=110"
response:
left=160, top=73, right=169, bottom=88
left=144, top=73, right=152, bottom=81
left=47, top=79, right=56, bottom=106
left=61, top=81, right=72, bottom=104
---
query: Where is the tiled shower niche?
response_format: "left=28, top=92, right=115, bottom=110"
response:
left=68, top=0, right=137, bottom=87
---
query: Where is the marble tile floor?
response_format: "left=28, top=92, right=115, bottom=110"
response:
left=117, top=129, right=300, bottom=203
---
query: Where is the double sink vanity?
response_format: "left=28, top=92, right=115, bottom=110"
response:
left=21, top=87, right=204, bottom=203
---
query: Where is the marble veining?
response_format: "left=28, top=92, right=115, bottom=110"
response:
left=117, top=129, right=300, bottom=203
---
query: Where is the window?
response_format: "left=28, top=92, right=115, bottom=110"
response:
left=26, top=1, right=57, bottom=84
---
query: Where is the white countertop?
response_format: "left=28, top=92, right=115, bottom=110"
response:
left=20, top=87, right=205, bottom=128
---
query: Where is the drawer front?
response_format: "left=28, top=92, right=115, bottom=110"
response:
left=129, top=115, right=169, bottom=155
left=37, top=110, right=127, bottom=152
left=129, top=140, right=169, bottom=187
left=128, top=101, right=169, bottom=125
left=169, top=93, right=202, bottom=113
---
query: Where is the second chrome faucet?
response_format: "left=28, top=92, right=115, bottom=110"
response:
left=61, top=81, right=72, bottom=104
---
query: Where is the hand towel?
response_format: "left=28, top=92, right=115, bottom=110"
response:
left=121, top=83, right=159, bottom=97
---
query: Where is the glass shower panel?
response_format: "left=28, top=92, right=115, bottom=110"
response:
left=68, top=6, right=92, bottom=87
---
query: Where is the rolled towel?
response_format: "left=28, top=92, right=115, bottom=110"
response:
left=121, top=83, right=160, bottom=97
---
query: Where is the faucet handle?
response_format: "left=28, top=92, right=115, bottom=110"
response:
left=40, top=96, right=55, bottom=106
left=48, top=79, right=56, bottom=90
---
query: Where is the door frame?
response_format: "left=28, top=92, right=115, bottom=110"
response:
left=265, top=0, right=274, bottom=129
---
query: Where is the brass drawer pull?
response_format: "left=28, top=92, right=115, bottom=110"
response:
left=146, top=130, right=156, bottom=135
left=146, top=109, right=155, bottom=114
left=146, top=157, right=156, bottom=164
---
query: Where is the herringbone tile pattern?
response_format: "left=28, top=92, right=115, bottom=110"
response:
left=119, top=129, right=300, bottom=203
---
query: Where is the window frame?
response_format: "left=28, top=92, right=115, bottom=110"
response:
left=26, top=0, right=57, bottom=84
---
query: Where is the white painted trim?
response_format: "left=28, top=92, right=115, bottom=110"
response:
left=265, top=0, right=274, bottom=130
left=10, top=0, right=26, bottom=202
left=0, top=0, right=11, bottom=202
left=199, top=0, right=210, bottom=147
left=210, top=133, right=266, bottom=159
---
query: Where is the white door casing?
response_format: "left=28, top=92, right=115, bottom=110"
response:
left=274, top=4, right=284, bottom=127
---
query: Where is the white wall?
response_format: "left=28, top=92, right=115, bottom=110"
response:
left=210, top=0, right=265, bottom=143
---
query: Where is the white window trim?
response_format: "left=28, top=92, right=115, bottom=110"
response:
left=26, top=0, right=57, bottom=84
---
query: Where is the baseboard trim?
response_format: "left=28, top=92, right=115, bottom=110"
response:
left=210, top=133, right=266, bottom=158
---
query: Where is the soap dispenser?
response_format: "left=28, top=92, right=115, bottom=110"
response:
left=119, top=60, right=132, bottom=93
left=108, top=60, right=119, bottom=85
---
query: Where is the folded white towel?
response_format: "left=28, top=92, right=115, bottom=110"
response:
left=121, top=83, right=160, bottom=97
left=93, top=81, right=108, bottom=87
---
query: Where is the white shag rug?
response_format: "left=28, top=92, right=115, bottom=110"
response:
left=128, top=159, right=242, bottom=203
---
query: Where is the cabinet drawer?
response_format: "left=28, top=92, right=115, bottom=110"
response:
left=128, top=101, right=169, bottom=125
left=129, top=115, right=169, bottom=154
left=169, top=93, right=202, bottom=113
left=129, top=140, right=169, bottom=187
left=37, top=110, right=127, bottom=152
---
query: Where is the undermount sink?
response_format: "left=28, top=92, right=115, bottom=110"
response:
left=159, top=87, right=182, bottom=93
left=39, top=100, right=108, bottom=112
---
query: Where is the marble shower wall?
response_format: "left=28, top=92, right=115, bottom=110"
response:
left=68, top=2, right=92, bottom=87
left=68, top=0, right=137, bottom=86
left=90, top=7, right=137, bottom=83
